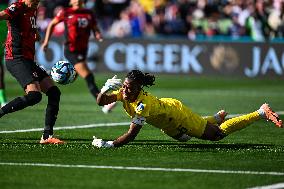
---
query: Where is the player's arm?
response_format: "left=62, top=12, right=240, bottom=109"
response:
left=41, top=18, right=61, bottom=51
left=113, top=122, right=143, bottom=147
left=92, top=24, right=103, bottom=42
left=92, top=116, right=145, bottom=148
left=0, top=10, right=9, bottom=20
left=97, top=93, right=117, bottom=106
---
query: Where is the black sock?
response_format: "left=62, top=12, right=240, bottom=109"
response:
left=43, top=86, right=61, bottom=139
left=85, top=74, right=100, bottom=99
left=0, top=91, right=42, bottom=118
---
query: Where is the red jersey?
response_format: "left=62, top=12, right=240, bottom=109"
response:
left=4, top=1, right=37, bottom=60
left=55, top=8, right=97, bottom=52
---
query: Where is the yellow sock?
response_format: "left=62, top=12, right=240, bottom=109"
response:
left=220, top=111, right=261, bottom=135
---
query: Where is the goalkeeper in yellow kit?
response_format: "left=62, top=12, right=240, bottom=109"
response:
left=93, top=70, right=283, bottom=148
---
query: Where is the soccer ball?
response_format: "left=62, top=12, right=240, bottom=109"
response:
left=50, top=60, right=77, bottom=85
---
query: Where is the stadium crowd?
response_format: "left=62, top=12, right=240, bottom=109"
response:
left=6, top=0, right=284, bottom=41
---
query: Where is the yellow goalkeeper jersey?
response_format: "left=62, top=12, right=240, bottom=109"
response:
left=114, top=89, right=207, bottom=137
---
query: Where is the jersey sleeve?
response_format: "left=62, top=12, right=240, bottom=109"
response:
left=54, top=8, right=65, bottom=22
left=112, top=89, right=123, bottom=101
left=4, top=3, right=23, bottom=19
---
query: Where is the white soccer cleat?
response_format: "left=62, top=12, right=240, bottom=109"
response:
left=102, top=102, right=116, bottom=114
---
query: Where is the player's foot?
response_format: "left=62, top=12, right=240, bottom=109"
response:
left=215, top=110, right=228, bottom=124
left=102, top=102, right=116, bottom=114
left=259, top=103, right=283, bottom=128
left=40, top=136, right=64, bottom=144
left=102, top=106, right=110, bottom=114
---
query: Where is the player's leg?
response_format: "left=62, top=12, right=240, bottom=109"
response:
left=65, top=48, right=100, bottom=98
left=161, top=126, right=191, bottom=142
left=202, top=103, right=283, bottom=140
left=37, top=65, right=63, bottom=144
left=102, top=102, right=117, bottom=114
left=201, top=111, right=261, bottom=140
left=219, top=111, right=260, bottom=135
left=75, top=61, right=118, bottom=113
left=204, top=110, right=228, bottom=125
left=219, top=103, right=283, bottom=134
left=0, top=59, right=7, bottom=107
left=0, top=59, right=42, bottom=118
left=75, top=62, right=101, bottom=98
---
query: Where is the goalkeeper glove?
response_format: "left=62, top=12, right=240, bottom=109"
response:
left=100, top=75, right=122, bottom=94
left=92, top=136, right=114, bottom=148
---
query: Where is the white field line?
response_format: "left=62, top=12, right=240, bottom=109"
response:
left=0, top=111, right=284, bottom=134
left=247, top=183, right=284, bottom=189
left=0, top=122, right=130, bottom=134
left=0, top=162, right=283, bottom=176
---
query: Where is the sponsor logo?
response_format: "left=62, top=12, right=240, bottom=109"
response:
left=136, top=102, right=145, bottom=112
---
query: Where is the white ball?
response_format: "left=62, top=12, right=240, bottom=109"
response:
left=50, top=60, right=77, bottom=85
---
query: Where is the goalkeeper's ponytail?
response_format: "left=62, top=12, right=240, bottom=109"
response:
left=126, top=70, right=155, bottom=88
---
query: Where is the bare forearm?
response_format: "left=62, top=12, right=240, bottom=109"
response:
left=113, top=132, right=136, bottom=147
left=113, top=124, right=142, bottom=147
left=96, top=93, right=116, bottom=106
left=43, top=23, right=55, bottom=43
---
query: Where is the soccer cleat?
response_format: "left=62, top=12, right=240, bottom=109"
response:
left=101, top=102, right=116, bottom=114
left=215, top=110, right=228, bottom=124
left=40, top=136, right=64, bottom=144
left=102, top=105, right=111, bottom=114
left=259, top=103, right=283, bottom=128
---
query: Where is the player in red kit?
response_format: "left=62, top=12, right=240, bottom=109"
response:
left=0, top=0, right=64, bottom=144
left=42, top=0, right=116, bottom=113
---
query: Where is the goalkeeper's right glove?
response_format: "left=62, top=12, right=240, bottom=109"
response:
left=100, top=75, right=122, bottom=94
left=92, top=136, right=114, bottom=148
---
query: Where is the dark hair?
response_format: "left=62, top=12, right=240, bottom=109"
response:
left=126, top=70, right=155, bottom=88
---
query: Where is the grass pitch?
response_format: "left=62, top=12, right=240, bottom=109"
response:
left=0, top=73, right=283, bottom=189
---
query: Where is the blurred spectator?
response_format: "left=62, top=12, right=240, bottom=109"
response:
left=228, top=13, right=246, bottom=39
left=128, top=0, right=145, bottom=37
left=37, top=5, right=50, bottom=34
left=108, top=9, right=131, bottom=38
left=245, top=3, right=265, bottom=41
left=268, top=0, right=284, bottom=38
left=36, top=0, right=284, bottom=41
left=41, top=0, right=69, bottom=18
left=95, top=0, right=130, bottom=31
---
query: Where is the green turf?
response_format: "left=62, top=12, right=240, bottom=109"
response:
left=0, top=73, right=284, bottom=189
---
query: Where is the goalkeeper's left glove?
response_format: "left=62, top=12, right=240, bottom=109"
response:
left=100, top=75, right=122, bottom=94
left=92, top=136, right=114, bottom=148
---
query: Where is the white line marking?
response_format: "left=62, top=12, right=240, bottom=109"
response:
left=247, top=183, right=284, bottom=189
left=1, top=111, right=283, bottom=134
left=0, top=122, right=130, bottom=134
left=0, top=162, right=283, bottom=176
